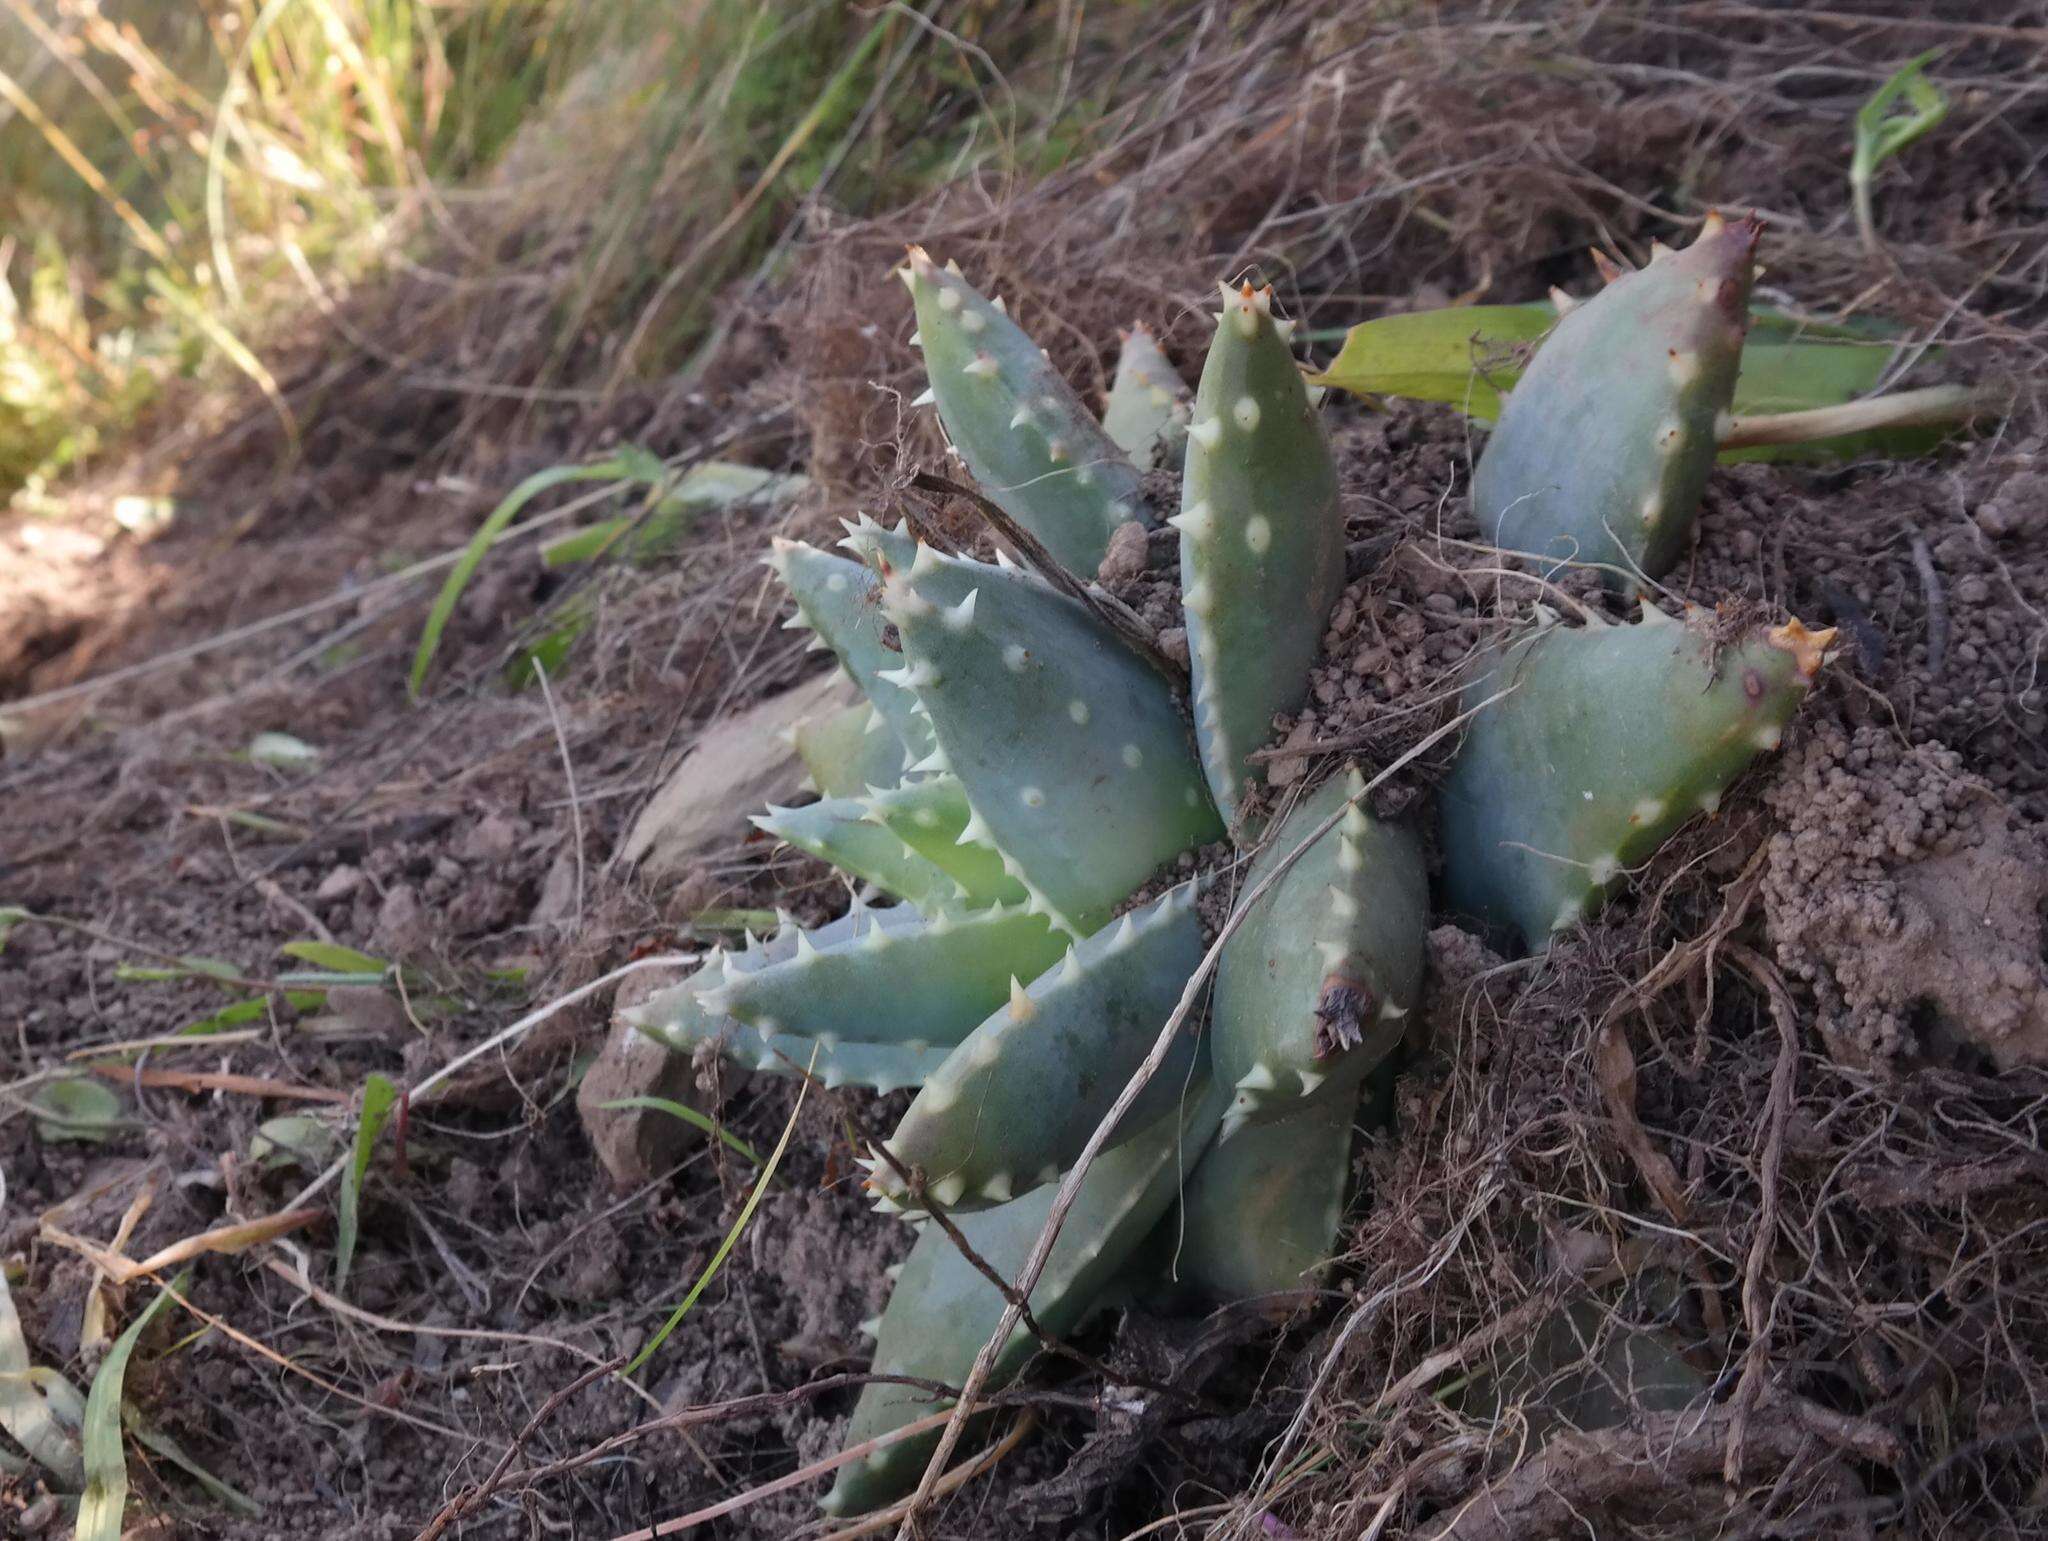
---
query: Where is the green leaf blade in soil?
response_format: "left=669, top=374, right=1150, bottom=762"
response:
left=334, top=1073, right=402, bottom=1293
left=280, top=940, right=391, bottom=975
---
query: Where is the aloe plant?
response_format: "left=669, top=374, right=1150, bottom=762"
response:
left=620, top=245, right=1837, bottom=1515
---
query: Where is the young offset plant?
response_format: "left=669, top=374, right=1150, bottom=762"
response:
left=624, top=241, right=1836, bottom=1515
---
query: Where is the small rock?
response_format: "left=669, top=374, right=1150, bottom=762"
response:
left=315, top=865, right=365, bottom=903
left=325, top=985, right=412, bottom=1039
left=373, top=884, right=430, bottom=957
left=1156, top=627, right=1191, bottom=669
left=530, top=846, right=581, bottom=927
left=619, top=670, right=856, bottom=879
left=578, top=963, right=738, bottom=1188
left=1975, top=472, right=2045, bottom=538
left=460, top=812, right=523, bottom=862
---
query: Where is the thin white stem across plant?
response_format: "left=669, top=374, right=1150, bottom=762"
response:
left=891, top=686, right=1517, bottom=1537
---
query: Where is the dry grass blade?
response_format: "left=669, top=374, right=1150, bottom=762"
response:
left=0, top=1260, right=85, bottom=1487
left=624, top=1047, right=815, bottom=1375
left=42, top=1209, right=323, bottom=1287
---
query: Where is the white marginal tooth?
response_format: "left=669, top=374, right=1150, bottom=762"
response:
left=795, top=929, right=820, bottom=959
left=1036, top=1163, right=1060, bottom=1186
left=920, top=1077, right=958, bottom=1113
left=1650, top=239, right=1675, bottom=263
left=944, top=258, right=962, bottom=276
left=907, top=330, right=921, bottom=347
left=1549, top=286, right=1578, bottom=315
left=1219, top=1111, right=1250, bottom=1144
left=908, top=542, right=946, bottom=580
left=1296, top=1069, right=1326, bottom=1096
left=1187, top=416, right=1223, bottom=450
left=876, top=664, right=917, bottom=689
left=911, top=386, right=936, bottom=406
left=990, top=294, right=1007, bottom=314
left=945, top=590, right=979, bottom=631
left=1009, top=406, right=1033, bottom=430
left=1166, top=500, right=1212, bottom=538
left=958, top=811, right=994, bottom=846
left=993, top=548, right=1019, bottom=571
left=1183, top=581, right=1213, bottom=616
left=1699, top=788, right=1723, bottom=815
left=1274, top=316, right=1297, bottom=342
left=930, top=1173, right=967, bottom=1207
left=910, top=746, right=950, bottom=774
left=962, top=352, right=998, bottom=379
left=1045, top=438, right=1069, bottom=463
left=980, top=1172, right=1013, bottom=1202
left=1378, top=1000, right=1409, bottom=1022
left=884, top=1263, right=904, bottom=1283
left=1060, top=949, right=1085, bottom=985
left=858, top=1315, right=882, bottom=1339
left=1326, top=886, right=1360, bottom=922
left=1008, top=977, right=1037, bottom=1022
left=1237, top=1063, right=1278, bottom=1093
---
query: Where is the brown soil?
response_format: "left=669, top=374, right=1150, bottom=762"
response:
left=5, top=6, right=2048, bottom=1540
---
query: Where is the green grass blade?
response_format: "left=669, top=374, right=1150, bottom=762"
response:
left=597, top=1096, right=762, bottom=1165
left=624, top=1057, right=812, bottom=1375
left=280, top=941, right=391, bottom=974
left=1851, top=52, right=1948, bottom=250
left=407, top=452, right=666, bottom=698
left=128, top=1417, right=263, bottom=1518
left=76, top=1273, right=188, bottom=1541
left=334, top=1073, right=401, bottom=1293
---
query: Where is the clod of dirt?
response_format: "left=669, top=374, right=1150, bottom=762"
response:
left=1096, top=517, right=1151, bottom=582
left=619, top=669, right=856, bottom=879
left=1763, top=720, right=2048, bottom=1071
